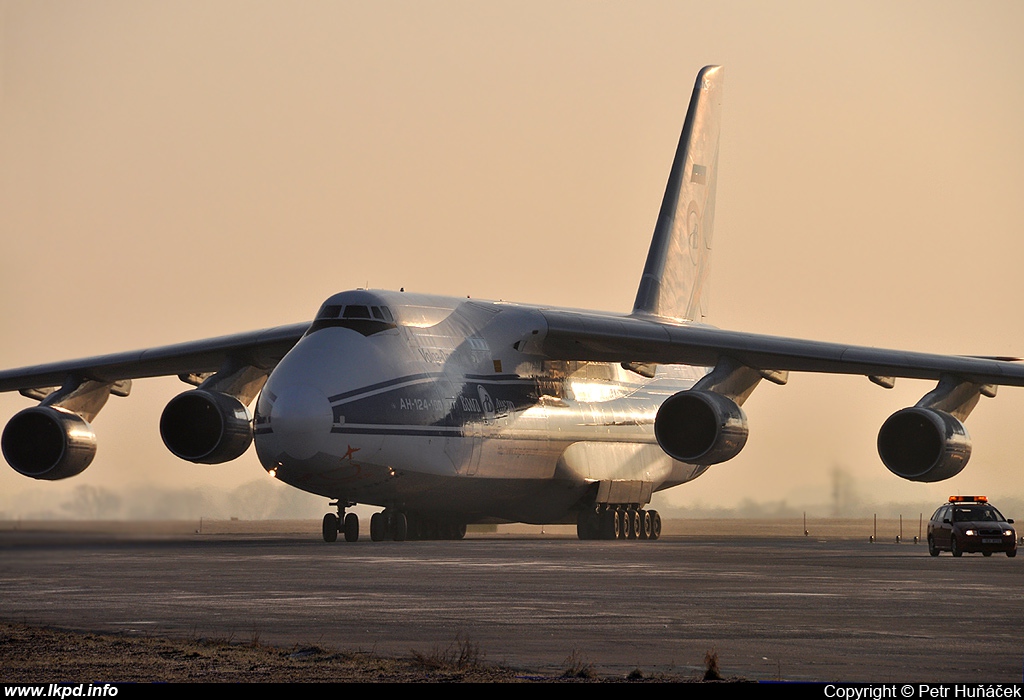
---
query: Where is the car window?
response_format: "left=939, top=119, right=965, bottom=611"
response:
left=952, top=506, right=997, bottom=522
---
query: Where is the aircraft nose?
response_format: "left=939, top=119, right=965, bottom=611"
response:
left=260, top=383, right=333, bottom=461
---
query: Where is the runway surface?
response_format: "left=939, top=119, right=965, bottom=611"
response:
left=1, top=524, right=1021, bottom=682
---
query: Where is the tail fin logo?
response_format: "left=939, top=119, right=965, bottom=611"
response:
left=687, top=204, right=701, bottom=264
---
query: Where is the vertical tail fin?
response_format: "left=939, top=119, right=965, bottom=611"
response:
left=632, top=65, right=723, bottom=323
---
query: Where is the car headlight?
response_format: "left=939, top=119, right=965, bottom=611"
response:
left=964, top=529, right=976, bottom=536
left=1003, top=529, right=1014, bottom=537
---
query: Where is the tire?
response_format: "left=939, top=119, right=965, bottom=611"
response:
left=951, top=536, right=962, bottom=557
left=649, top=510, right=662, bottom=541
left=392, top=512, right=408, bottom=541
left=1008, top=549, right=1017, bottom=558
left=406, top=513, right=421, bottom=540
left=928, top=537, right=939, bottom=557
left=344, top=512, right=359, bottom=542
left=322, top=513, right=339, bottom=543
left=370, top=512, right=385, bottom=541
left=640, top=510, right=652, bottom=540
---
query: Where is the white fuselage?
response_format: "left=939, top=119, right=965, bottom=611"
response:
left=253, top=289, right=708, bottom=524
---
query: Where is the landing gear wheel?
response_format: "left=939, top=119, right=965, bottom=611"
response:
left=613, top=509, right=624, bottom=540
left=322, top=513, right=339, bottom=543
left=649, top=510, right=662, bottom=541
left=392, top=512, right=408, bottom=542
left=370, top=512, right=385, bottom=541
left=344, top=512, right=359, bottom=542
left=623, top=508, right=637, bottom=539
left=404, top=513, right=420, bottom=540
left=639, top=510, right=653, bottom=540
left=951, top=537, right=962, bottom=557
left=928, top=537, right=939, bottom=557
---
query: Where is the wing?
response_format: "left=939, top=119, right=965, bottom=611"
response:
left=0, top=322, right=309, bottom=393
left=0, top=322, right=309, bottom=480
left=525, top=307, right=1021, bottom=484
left=535, top=308, right=1024, bottom=387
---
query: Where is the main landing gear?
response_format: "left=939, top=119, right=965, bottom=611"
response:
left=369, top=510, right=408, bottom=542
left=323, top=506, right=469, bottom=543
left=369, top=510, right=467, bottom=541
left=576, top=505, right=661, bottom=541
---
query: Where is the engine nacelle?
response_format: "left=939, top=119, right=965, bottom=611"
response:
left=877, top=407, right=971, bottom=482
left=160, top=390, right=253, bottom=464
left=654, top=390, right=749, bottom=465
left=1, top=406, right=97, bottom=480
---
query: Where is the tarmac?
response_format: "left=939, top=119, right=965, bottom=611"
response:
left=0, top=519, right=1020, bottom=682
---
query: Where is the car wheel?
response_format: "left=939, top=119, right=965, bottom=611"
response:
left=928, top=537, right=939, bottom=557
left=951, top=536, right=962, bottom=557
left=983, top=551, right=992, bottom=557
left=1008, top=549, right=1017, bottom=558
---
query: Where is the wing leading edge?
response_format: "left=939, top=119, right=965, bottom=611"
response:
left=0, top=322, right=309, bottom=394
left=533, top=308, right=1024, bottom=387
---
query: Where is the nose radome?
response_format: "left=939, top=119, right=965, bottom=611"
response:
left=266, top=383, right=333, bottom=460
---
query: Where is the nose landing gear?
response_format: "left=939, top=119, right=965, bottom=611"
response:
left=322, top=501, right=359, bottom=542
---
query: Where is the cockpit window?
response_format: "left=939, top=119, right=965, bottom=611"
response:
left=317, top=304, right=343, bottom=319
left=306, top=303, right=397, bottom=337
left=343, top=305, right=371, bottom=319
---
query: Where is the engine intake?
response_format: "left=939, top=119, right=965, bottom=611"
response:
left=654, top=390, right=749, bottom=465
left=160, top=390, right=253, bottom=464
left=1, top=406, right=97, bottom=480
left=877, top=407, right=971, bottom=482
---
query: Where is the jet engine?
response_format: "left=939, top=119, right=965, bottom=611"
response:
left=159, top=390, right=253, bottom=464
left=876, top=407, right=971, bottom=482
left=1, top=406, right=97, bottom=480
left=654, top=390, right=749, bottom=465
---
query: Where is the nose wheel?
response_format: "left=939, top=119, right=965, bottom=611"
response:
left=323, top=502, right=359, bottom=542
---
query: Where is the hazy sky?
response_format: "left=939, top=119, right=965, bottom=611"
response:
left=2, top=1, right=1023, bottom=517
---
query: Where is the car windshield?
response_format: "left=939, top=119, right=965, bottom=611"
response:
left=951, top=506, right=1002, bottom=522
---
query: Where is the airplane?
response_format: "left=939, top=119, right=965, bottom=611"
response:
left=3, top=65, right=1024, bottom=543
